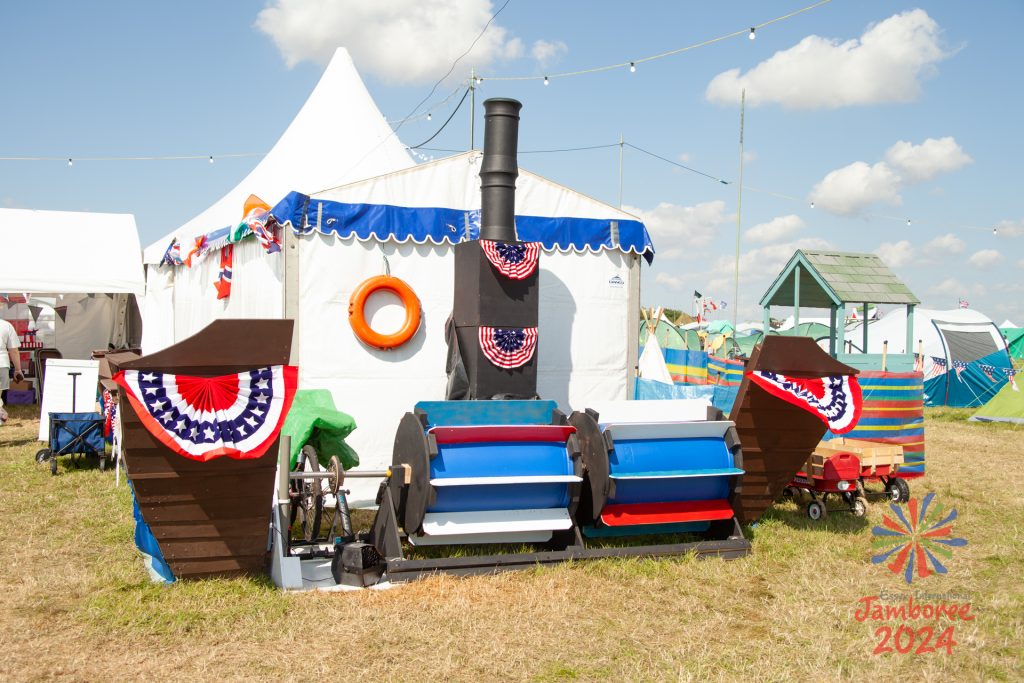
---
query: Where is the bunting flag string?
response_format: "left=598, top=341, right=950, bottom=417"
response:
left=952, top=360, right=968, bottom=381
left=480, top=240, right=541, bottom=279
left=478, top=326, right=538, bottom=368
left=113, top=365, right=297, bottom=461
left=748, top=371, right=863, bottom=434
left=979, top=363, right=998, bottom=382
left=214, top=245, right=233, bottom=300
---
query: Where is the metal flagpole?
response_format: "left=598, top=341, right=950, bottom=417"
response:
left=732, top=89, right=746, bottom=331
left=469, top=68, right=476, bottom=150
left=618, top=133, right=624, bottom=208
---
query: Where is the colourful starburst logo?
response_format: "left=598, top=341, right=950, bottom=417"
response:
left=871, top=493, right=967, bottom=584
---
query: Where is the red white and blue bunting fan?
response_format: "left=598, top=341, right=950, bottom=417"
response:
left=478, top=326, right=538, bottom=369
left=747, top=371, right=863, bottom=434
left=113, top=365, right=298, bottom=461
left=480, top=240, right=541, bottom=280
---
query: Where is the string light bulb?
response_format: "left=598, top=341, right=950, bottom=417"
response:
left=208, top=155, right=214, bottom=164
left=475, top=77, right=483, bottom=85
left=630, top=62, right=636, bottom=73
left=993, top=227, right=998, bottom=236
left=749, top=27, right=756, bottom=40
left=543, top=76, right=549, bottom=86
left=809, top=201, right=815, bottom=209
left=906, top=219, right=912, bottom=227
left=67, top=158, right=73, bottom=167
left=427, top=113, right=432, bottom=121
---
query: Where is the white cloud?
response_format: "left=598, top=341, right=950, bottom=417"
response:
left=884, top=137, right=972, bottom=182
left=745, top=215, right=805, bottom=244
left=995, top=219, right=1024, bottom=237
left=968, top=249, right=1002, bottom=268
left=655, top=272, right=684, bottom=290
left=255, top=0, right=523, bottom=84
left=808, top=161, right=902, bottom=215
left=930, top=278, right=984, bottom=298
left=876, top=240, right=914, bottom=268
left=623, top=200, right=730, bottom=255
left=706, top=10, right=947, bottom=109
left=678, top=152, right=693, bottom=163
left=925, top=233, right=965, bottom=256
left=807, top=136, right=970, bottom=216
left=531, top=39, right=567, bottom=69
left=708, top=237, right=833, bottom=293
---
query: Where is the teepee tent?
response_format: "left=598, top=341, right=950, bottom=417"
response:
left=1001, top=326, right=1024, bottom=360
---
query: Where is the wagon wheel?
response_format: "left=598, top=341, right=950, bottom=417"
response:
left=807, top=500, right=827, bottom=520
left=885, top=478, right=911, bottom=504
left=891, top=478, right=910, bottom=503
left=289, top=446, right=324, bottom=542
left=99, top=456, right=107, bottom=472
left=851, top=497, right=867, bottom=518
left=50, top=457, right=58, bottom=476
left=35, top=448, right=51, bottom=464
left=782, top=486, right=798, bottom=499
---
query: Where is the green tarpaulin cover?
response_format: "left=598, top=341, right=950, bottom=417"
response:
left=281, top=389, right=359, bottom=469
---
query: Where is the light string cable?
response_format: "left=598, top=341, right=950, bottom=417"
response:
left=320, top=0, right=514, bottom=192
left=408, top=86, right=472, bottom=149
left=478, top=0, right=835, bottom=82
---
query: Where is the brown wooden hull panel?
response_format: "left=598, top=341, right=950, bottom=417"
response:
left=118, top=320, right=293, bottom=580
left=729, top=336, right=858, bottom=525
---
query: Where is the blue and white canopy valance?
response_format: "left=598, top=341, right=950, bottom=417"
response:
left=270, top=191, right=654, bottom=263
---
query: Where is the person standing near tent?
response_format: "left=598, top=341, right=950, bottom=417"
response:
left=0, top=318, right=25, bottom=424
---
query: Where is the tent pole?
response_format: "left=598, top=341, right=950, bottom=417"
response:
left=829, top=305, right=837, bottom=357
left=793, top=264, right=801, bottom=329
left=906, top=304, right=915, bottom=355
left=618, top=133, right=624, bottom=208
left=862, top=302, right=869, bottom=354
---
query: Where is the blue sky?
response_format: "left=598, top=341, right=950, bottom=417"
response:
left=1, top=1, right=1021, bottom=323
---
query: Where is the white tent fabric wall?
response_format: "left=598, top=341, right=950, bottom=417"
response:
left=863, top=308, right=1005, bottom=357
left=296, top=235, right=634, bottom=504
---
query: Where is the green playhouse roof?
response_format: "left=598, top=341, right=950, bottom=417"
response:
left=760, top=249, right=920, bottom=308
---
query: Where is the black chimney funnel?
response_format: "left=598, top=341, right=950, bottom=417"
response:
left=479, top=98, right=521, bottom=242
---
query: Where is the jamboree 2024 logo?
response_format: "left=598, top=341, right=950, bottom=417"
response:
left=856, top=492, right=972, bottom=656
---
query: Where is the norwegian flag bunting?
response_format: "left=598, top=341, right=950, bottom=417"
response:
left=478, top=326, right=538, bottom=369
left=214, top=245, right=233, bottom=300
left=748, top=371, right=863, bottom=434
left=113, top=365, right=298, bottom=462
left=480, top=240, right=541, bottom=280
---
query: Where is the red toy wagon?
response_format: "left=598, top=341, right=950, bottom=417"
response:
left=784, top=438, right=906, bottom=520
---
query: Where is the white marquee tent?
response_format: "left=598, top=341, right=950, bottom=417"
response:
left=1, top=208, right=145, bottom=358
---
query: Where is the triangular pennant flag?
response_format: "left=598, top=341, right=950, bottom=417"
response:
left=54, top=306, right=68, bottom=323
left=214, top=245, right=233, bottom=300
left=28, top=305, right=42, bottom=322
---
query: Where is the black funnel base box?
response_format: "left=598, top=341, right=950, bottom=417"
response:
left=451, top=240, right=539, bottom=399
left=453, top=240, right=538, bottom=327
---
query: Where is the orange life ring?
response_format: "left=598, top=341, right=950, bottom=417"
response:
left=348, top=275, right=422, bottom=350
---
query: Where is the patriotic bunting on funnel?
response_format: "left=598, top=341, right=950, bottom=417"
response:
left=113, top=365, right=297, bottom=461
left=478, top=326, right=538, bottom=368
left=480, top=240, right=541, bottom=279
left=748, top=371, right=863, bottom=434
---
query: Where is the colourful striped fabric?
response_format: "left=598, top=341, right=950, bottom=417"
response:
left=707, top=356, right=744, bottom=386
left=662, top=348, right=708, bottom=384
left=824, top=371, right=925, bottom=476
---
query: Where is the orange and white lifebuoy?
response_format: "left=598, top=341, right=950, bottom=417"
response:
left=348, top=275, right=422, bottom=350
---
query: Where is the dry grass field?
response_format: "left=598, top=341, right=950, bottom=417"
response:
left=0, top=403, right=1021, bottom=682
